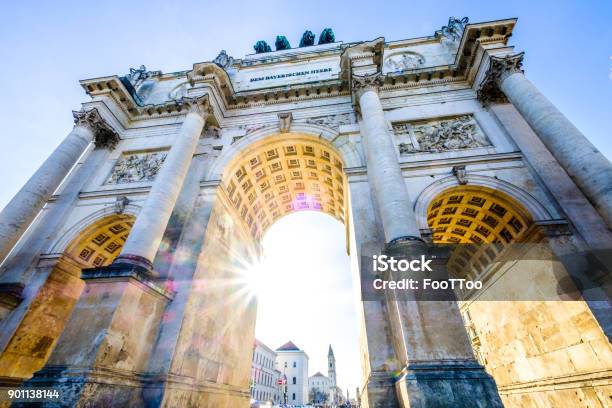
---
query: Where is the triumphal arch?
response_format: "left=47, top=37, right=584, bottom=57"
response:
left=1, top=17, right=611, bottom=407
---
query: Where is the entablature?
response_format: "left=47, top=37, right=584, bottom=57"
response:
left=78, top=18, right=516, bottom=124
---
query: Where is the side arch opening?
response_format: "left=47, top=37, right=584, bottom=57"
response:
left=426, top=185, right=611, bottom=406
left=0, top=214, right=134, bottom=384
left=427, top=185, right=534, bottom=279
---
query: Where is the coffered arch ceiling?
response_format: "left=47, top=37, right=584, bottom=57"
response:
left=427, top=186, right=534, bottom=278
left=221, top=133, right=347, bottom=240
left=65, top=215, right=135, bottom=268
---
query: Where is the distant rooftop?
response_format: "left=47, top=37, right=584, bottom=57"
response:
left=254, top=338, right=277, bottom=354
left=277, top=341, right=301, bottom=351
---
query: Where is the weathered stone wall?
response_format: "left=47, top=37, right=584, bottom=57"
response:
left=160, top=192, right=257, bottom=407
left=0, top=214, right=136, bottom=387
left=462, top=250, right=612, bottom=407
left=1, top=17, right=611, bottom=407
left=0, top=257, right=83, bottom=384
left=35, top=274, right=169, bottom=406
left=347, top=176, right=400, bottom=407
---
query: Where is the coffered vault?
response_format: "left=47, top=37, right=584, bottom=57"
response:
left=222, top=134, right=347, bottom=240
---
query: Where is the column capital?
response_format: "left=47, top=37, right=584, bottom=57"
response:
left=352, top=73, right=385, bottom=98
left=181, top=95, right=214, bottom=119
left=477, top=52, right=525, bottom=106
left=72, top=108, right=120, bottom=150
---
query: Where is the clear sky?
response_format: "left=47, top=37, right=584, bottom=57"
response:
left=0, top=0, right=611, bottom=212
left=0, top=0, right=611, bottom=399
left=252, top=212, right=358, bottom=396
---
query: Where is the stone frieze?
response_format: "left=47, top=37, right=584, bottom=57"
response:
left=304, top=113, right=356, bottom=130
left=394, top=115, right=489, bottom=154
left=105, top=151, right=168, bottom=184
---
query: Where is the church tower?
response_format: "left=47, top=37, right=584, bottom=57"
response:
left=328, top=344, right=336, bottom=387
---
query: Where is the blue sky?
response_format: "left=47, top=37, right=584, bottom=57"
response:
left=0, top=0, right=610, bottom=397
left=0, top=1, right=610, bottom=209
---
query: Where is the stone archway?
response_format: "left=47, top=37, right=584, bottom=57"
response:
left=424, top=185, right=612, bottom=407
left=153, top=132, right=354, bottom=407
left=427, top=185, right=534, bottom=244
left=0, top=214, right=134, bottom=385
left=207, top=125, right=364, bottom=182
left=426, top=185, right=535, bottom=280
left=414, top=174, right=554, bottom=230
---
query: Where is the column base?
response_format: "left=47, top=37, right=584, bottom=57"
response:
left=18, top=367, right=251, bottom=408
left=11, top=263, right=173, bottom=407
left=394, top=360, right=503, bottom=408
left=361, top=370, right=400, bottom=408
left=15, top=365, right=146, bottom=407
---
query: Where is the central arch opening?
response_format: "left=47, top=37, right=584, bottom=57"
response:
left=252, top=212, right=359, bottom=405
left=218, top=133, right=359, bottom=406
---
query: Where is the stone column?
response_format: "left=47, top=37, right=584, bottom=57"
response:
left=0, top=108, right=118, bottom=263
left=347, top=175, right=401, bottom=407
left=0, top=146, right=113, bottom=359
left=353, top=73, right=421, bottom=244
left=142, top=187, right=217, bottom=405
left=353, top=74, right=503, bottom=407
left=479, top=53, right=612, bottom=230
left=114, top=97, right=211, bottom=272
left=19, top=98, right=212, bottom=407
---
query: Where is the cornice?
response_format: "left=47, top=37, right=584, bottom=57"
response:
left=373, top=19, right=516, bottom=95
left=187, top=62, right=235, bottom=103
left=77, top=185, right=152, bottom=200
left=381, top=75, right=466, bottom=92
left=398, top=151, right=523, bottom=172
left=81, top=76, right=195, bottom=121
left=340, top=37, right=385, bottom=81
left=230, top=79, right=350, bottom=109
left=79, top=19, right=517, bottom=121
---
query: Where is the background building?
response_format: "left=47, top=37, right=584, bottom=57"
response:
left=275, top=341, right=309, bottom=405
left=327, top=345, right=340, bottom=404
left=309, top=372, right=332, bottom=405
left=309, top=345, right=342, bottom=406
left=250, top=339, right=281, bottom=404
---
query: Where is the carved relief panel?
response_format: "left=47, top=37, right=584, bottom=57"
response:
left=393, top=115, right=490, bottom=155
left=105, top=150, right=168, bottom=184
left=382, top=52, right=425, bottom=74
left=304, top=113, right=357, bottom=130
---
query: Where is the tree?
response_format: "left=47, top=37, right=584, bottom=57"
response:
left=309, top=387, right=329, bottom=405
